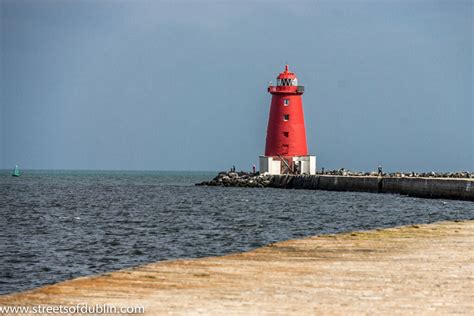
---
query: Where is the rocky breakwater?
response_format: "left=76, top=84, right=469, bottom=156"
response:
left=322, top=168, right=473, bottom=179
left=196, top=172, right=271, bottom=188
left=196, top=171, right=473, bottom=201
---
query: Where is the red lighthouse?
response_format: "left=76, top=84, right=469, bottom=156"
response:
left=260, top=65, right=316, bottom=175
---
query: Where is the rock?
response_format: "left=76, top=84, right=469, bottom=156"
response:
left=194, top=171, right=270, bottom=188
left=196, top=169, right=473, bottom=188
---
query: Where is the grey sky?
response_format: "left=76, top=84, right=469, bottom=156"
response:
left=0, top=0, right=472, bottom=172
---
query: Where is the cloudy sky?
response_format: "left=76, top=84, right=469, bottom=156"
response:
left=0, top=0, right=472, bottom=172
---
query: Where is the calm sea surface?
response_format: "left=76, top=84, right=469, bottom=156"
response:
left=0, top=170, right=473, bottom=294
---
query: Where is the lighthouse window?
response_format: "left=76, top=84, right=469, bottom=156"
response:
left=283, top=114, right=290, bottom=121
left=283, top=132, right=289, bottom=137
left=282, top=144, right=289, bottom=154
left=283, top=99, right=290, bottom=106
left=278, top=78, right=294, bottom=86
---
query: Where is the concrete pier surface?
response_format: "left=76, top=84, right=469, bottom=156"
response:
left=1, top=221, right=473, bottom=315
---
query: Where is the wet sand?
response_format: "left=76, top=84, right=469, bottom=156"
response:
left=1, top=220, right=473, bottom=315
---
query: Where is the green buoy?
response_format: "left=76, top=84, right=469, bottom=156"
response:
left=12, top=165, right=20, bottom=177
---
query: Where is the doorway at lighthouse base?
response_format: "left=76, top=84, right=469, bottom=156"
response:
left=259, top=155, right=316, bottom=175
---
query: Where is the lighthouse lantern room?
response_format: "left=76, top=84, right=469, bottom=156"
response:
left=259, top=65, right=316, bottom=175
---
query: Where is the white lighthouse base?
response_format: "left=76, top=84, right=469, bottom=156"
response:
left=259, top=155, right=316, bottom=175
left=259, top=156, right=281, bottom=175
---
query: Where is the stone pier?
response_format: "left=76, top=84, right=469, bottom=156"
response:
left=197, top=172, right=474, bottom=201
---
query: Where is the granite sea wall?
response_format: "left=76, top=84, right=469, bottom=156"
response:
left=197, top=172, right=473, bottom=201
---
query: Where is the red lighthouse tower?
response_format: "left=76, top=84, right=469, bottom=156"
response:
left=260, top=65, right=316, bottom=175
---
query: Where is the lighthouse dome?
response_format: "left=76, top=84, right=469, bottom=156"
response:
left=277, top=64, right=298, bottom=86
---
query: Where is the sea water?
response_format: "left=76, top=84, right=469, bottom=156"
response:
left=0, top=170, right=473, bottom=294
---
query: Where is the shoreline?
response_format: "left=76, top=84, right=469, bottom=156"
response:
left=1, top=220, right=473, bottom=314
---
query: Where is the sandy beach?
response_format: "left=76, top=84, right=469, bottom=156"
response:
left=1, top=220, right=473, bottom=315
